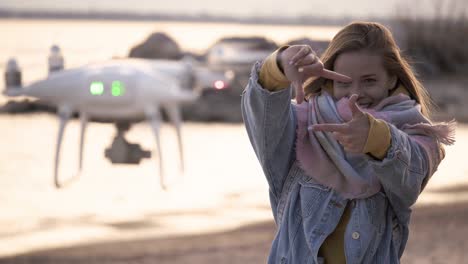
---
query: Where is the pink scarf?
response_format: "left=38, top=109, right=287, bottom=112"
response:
left=295, top=92, right=455, bottom=199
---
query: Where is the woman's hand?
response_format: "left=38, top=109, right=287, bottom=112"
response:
left=310, top=94, right=370, bottom=153
left=279, top=45, right=352, bottom=103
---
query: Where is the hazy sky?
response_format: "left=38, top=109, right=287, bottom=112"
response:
left=0, top=0, right=429, bottom=18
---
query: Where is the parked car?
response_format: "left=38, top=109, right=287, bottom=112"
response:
left=206, top=36, right=278, bottom=72
left=181, top=37, right=278, bottom=122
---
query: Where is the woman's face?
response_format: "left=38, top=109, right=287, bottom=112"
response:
left=332, top=50, right=396, bottom=108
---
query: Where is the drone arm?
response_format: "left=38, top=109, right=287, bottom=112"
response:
left=145, top=105, right=165, bottom=190
left=78, top=112, right=89, bottom=171
left=54, top=105, right=73, bottom=188
left=164, top=104, right=185, bottom=173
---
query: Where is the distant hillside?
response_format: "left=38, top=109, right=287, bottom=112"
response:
left=0, top=8, right=370, bottom=26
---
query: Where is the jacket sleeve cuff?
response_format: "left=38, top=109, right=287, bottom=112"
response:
left=363, top=113, right=391, bottom=160
left=259, top=46, right=290, bottom=91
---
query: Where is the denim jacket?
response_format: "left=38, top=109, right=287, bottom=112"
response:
left=241, top=63, right=442, bottom=264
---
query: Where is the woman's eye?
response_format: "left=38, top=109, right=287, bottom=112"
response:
left=363, top=78, right=376, bottom=84
left=335, top=82, right=351, bottom=87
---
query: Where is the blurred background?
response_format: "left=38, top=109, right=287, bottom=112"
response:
left=0, top=0, right=467, bottom=263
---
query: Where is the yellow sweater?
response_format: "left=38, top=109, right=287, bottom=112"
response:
left=259, top=48, right=409, bottom=264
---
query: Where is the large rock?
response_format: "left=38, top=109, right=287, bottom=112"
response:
left=210, top=36, right=278, bottom=51
left=129, top=32, right=182, bottom=60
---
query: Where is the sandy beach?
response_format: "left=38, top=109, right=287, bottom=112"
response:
left=0, top=114, right=466, bottom=263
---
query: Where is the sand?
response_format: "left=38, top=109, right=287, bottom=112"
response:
left=0, top=114, right=467, bottom=263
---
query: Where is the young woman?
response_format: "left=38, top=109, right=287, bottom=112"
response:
left=241, top=21, right=455, bottom=264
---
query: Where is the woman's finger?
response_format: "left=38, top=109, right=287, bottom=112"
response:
left=345, top=145, right=361, bottom=153
left=293, top=80, right=305, bottom=104
left=333, top=132, right=345, bottom=144
left=303, top=60, right=324, bottom=75
left=348, top=94, right=366, bottom=118
left=293, top=53, right=318, bottom=67
left=320, top=69, right=352, bottom=83
left=311, top=123, right=348, bottom=133
left=339, top=134, right=353, bottom=145
left=289, top=46, right=312, bottom=65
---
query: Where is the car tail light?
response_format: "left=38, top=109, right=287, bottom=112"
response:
left=214, top=80, right=227, bottom=90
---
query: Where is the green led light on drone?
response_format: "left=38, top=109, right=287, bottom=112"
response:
left=90, top=81, right=104, bottom=95
left=111, top=81, right=125, bottom=96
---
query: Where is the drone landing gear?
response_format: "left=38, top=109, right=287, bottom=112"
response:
left=105, top=122, right=151, bottom=164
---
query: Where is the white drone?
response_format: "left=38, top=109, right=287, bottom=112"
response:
left=4, top=48, right=232, bottom=189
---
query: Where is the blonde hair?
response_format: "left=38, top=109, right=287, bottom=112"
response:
left=305, top=21, right=433, bottom=117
